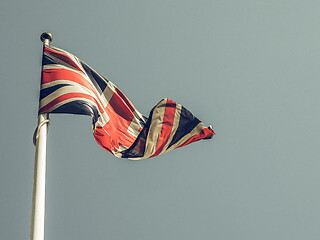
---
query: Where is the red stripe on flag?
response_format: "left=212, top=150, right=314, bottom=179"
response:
left=93, top=126, right=114, bottom=154
left=42, top=69, right=94, bottom=91
left=39, top=92, right=105, bottom=114
left=41, top=69, right=97, bottom=93
left=95, top=93, right=138, bottom=152
left=42, top=69, right=105, bottom=109
left=151, top=99, right=176, bottom=157
left=94, top=117, right=137, bottom=154
left=115, top=88, right=135, bottom=112
left=108, top=90, right=135, bottom=121
left=176, top=128, right=215, bottom=149
left=44, top=47, right=84, bottom=74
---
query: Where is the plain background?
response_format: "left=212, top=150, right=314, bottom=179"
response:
left=1, top=0, right=320, bottom=239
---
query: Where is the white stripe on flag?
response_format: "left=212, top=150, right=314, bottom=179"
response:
left=142, top=99, right=167, bottom=158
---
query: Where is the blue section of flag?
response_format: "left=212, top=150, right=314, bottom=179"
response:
left=42, top=54, right=58, bottom=65
left=168, top=106, right=201, bottom=148
left=81, top=62, right=108, bottom=94
left=51, top=100, right=100, bottom=123
left=40, top=84, right=71, bottom=100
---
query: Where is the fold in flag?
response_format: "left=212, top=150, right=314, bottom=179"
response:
left=39, top=45, right=215, bottom=159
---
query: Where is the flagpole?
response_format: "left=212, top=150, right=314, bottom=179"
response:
left=30, top=32, right=52, bottom=240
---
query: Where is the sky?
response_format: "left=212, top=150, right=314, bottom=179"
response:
left=1, top=0, right=320, bottom=239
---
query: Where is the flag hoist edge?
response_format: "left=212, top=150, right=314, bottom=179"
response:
left=39, top=45, right=215, bottom=160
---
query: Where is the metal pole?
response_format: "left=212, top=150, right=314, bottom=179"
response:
left=30, top=32, right=52, bottom=240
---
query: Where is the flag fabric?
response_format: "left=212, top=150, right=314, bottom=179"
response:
left=39, top=45, right=214, bottom=160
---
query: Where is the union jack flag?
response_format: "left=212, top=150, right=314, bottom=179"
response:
left=39, top=45, right=214, bottom=159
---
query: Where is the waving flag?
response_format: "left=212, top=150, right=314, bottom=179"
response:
left=39, top=45, right=214, bottom=159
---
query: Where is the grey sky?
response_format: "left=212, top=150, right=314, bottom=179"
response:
left=1, top=0, right=320, bottom=239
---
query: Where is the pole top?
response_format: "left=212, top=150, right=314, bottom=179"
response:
left=40, top=32, right=53, bottom=44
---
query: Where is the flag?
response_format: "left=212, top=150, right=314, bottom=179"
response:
left=39, top=45, right=214, bottom=159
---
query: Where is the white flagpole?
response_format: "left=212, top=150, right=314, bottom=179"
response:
left=30, top=32, right=52, bottom=240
